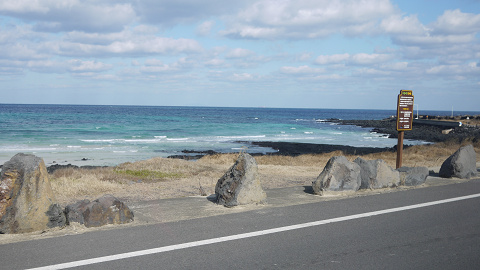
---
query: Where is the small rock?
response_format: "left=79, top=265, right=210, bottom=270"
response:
left=65, top=195, right=134, bottom=227
left=397, top=167, right=429, bottom=186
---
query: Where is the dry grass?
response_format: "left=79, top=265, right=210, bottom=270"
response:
left=49, top=141, right=480, bottom=205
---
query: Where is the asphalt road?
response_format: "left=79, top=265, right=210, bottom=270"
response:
left=2, top=179, right=480, bottom=270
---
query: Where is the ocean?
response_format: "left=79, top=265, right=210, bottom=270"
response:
left=1, top=104, right=478, bottom=167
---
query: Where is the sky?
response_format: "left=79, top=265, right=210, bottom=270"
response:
left=0, top=0, right=479, bottom=111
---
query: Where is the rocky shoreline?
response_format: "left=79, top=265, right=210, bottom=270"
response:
left=167, top=117, right=480, bottom=160
left=18, top=117, right=479, bottom=173
left=242, top=141, right=396, bottom=156
left=332, top=118, right=480, bottom=142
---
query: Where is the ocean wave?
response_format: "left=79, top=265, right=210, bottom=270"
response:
left=81, top=139, right=118, bottom=143
left=124, top=139, right=162, bottom=143
left=0, top=146, right=58, bottom=152
left=82, top=137, right=166, bottom=143
left=295, top=118, right=316, bottom=122
left=166, top=138, right=190, bottom=141
left=215, top=135, right=266, bottom=140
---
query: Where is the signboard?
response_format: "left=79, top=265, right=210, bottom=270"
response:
left=396, top=90, right=414, bottom=131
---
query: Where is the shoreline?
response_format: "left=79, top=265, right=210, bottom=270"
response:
left=240, top=141, right=396, bottom=156
left=41, top=142, right=398, bottom=173
left=333, top=118, right=480, bottom=142
left=163, top=118, right=480, bottom=161
left=3, top=118, right=479, bottom=173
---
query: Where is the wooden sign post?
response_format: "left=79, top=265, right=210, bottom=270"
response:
left=396, top=90, right=414, bottom=169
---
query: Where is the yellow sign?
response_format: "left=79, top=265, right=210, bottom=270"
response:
left=396, top=90, right=414, bottom=131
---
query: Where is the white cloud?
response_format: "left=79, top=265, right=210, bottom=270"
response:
left=310, top=74, right=342, bottom=80
left=280, top=65, right=325, bottom=74
left=0, top=0, right=136, bottom=33
left=380, top=14, right=426, bottom=35
left=56, top=36, right=203, bottom=57
left=426, top=62, right=480, bottom=77
left=196, top=21, right=215, bottom=36
left=315, top=53, right=350, bottom=65
left=221, top=0, right=396, bottom=39
left=315, top=53, right=392, bottom=66
left=67, top=59, right=112, bottom=72
left=230, top=72, right=257, bottom=81
left=0, top=0, right=50, bottom=13
left=354, top=67, right=391, bottom=76
left=379, top=62, right=408, bottom=71
left=388, top=9, right=480, bottom=62
left=204, top=58, right=227, bottom=68
left=134, top=0, right=250, bottom=25
left=351, top=53, right=393, bottom=65
left=296, top=53, right=312, bottom=61
left=65, top=31, right=133, bottom=46
left=140, top=57, right=196, bottom=74
left=394, top=33, right=476, bottom=47
left=432, top=9, right=480, bottom=35
left=226, top=48, right=256, bottom=58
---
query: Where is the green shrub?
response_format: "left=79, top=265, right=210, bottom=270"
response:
left=114, top=169, right=182, bottom=180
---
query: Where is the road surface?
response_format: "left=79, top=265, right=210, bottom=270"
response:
left=1, top=179, right=480, bottom=269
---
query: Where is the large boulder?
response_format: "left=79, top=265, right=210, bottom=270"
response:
left=65, top=195, right=134, bottom=227
left=0, top=153, right=65, bottom=234
left=439, top=144, right=477, bottom=179
left=312, top=156, right=361, bottom=195
left=354, top=158, right=400, bottom=189
left=397, top=167, right=429, bottom=186
left=215, top=153, right=266, bottom=207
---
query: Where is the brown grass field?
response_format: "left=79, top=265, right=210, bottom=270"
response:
left=49, top=139, right=480, bottom=205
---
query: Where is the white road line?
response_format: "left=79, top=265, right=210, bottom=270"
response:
left=28, top=193, right=480, bottom=270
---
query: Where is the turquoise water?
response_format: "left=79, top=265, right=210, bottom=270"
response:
left=1, top=104, right=476, bottom=166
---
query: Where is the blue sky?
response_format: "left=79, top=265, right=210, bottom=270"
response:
left=0, top=0, right=479, bottom=111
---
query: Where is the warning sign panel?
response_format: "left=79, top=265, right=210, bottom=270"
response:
left=396, top=90, right=414, bottom=131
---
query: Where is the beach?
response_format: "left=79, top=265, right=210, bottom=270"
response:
left=1, top=104, right=479, bottom=205
left=40, top=118, right=480, bottom=205
left=1, top=115, right=480, bottom=245
left=5, top=104, right=475, bottom=167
